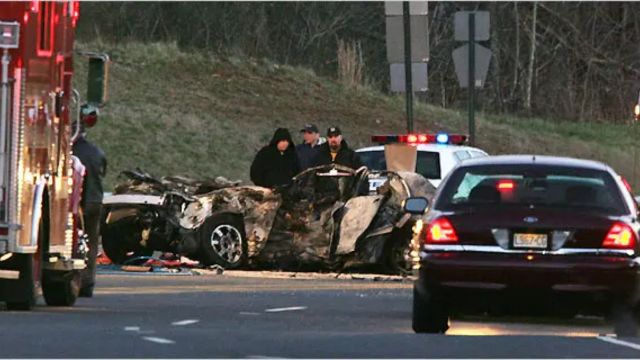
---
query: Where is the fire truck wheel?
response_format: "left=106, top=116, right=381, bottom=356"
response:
left=5, top=298, right=35, bottom=311
left=42, top=270, right=80, bottom=307
left=5, top=254, right=38, bottom=311
left=200, top=214, right=247, bottom=269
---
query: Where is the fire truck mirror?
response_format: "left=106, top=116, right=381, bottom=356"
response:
left=86, top=55, right=109, bottom=107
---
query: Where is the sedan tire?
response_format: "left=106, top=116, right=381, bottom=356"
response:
left=200, top=214, right=247, bottom=269
left=412, top=285, right=449, bottom=333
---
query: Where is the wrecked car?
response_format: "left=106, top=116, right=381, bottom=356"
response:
left=100, top=164, right=435, bottom=273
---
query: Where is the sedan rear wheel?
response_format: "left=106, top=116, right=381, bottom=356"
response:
left=412, top=285, right=449, bottom=333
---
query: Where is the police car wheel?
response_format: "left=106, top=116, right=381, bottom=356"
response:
left=200, top=214, right=247, bottom=269
left=413, top=285, right=449, bottom=334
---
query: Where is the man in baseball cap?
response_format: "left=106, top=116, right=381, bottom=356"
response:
left=314, top=126, right=362, bottom=169
left=296, top=123, right=323, bottom=171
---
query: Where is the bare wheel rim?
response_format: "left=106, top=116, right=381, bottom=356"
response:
left=210, top=224, right=243, bottom=264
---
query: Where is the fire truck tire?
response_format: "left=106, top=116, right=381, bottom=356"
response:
left=42, top=270, right=80, bottom=307
left=5, top=254, right=38, bottom=311
left=5, top=297, right=35, bottom=311
left=200, top=214, right=247, bottom=269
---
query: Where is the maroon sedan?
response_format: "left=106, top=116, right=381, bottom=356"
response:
left=404, top=155, right=640, bottom=335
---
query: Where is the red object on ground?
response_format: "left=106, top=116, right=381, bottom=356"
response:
left=96, top=252, right=112, bottom=265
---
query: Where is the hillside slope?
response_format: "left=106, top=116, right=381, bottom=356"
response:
left=73, top=42, right=638, bottom=189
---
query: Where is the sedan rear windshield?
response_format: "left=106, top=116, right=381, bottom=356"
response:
left=358, top=150, right=441, bottom=179
left=436, top=164, right=628, bottom=215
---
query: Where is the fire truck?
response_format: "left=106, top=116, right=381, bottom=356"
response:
left=0, top=1, right=108, bottom=310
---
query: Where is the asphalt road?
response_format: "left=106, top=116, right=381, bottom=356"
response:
left=1, top=270, right=640, bottom=358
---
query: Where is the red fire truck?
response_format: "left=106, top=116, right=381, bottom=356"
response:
left=0, top=1, right=108, bottom=310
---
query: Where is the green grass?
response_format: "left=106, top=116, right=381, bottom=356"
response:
left=73, top=41, right=640, bottom=190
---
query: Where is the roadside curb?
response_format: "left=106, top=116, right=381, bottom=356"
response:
left=97, top=265, right=416, bottom=282
left=192, top=269, right=416, bottom=282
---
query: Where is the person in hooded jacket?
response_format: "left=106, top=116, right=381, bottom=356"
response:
left=313, top=126, right=362, bottom=169
left=250, top=128, right=300, bottom=188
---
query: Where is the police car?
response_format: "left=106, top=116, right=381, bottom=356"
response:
left=356, top=133, right=488, bottom=191
left=405, top=155, right=640, bottom=334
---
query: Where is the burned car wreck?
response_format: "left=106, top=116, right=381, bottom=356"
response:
left=101, top=164, right=435, bottom=273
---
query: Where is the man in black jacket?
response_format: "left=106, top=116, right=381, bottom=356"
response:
left=314, top=126, right=362, bottom=169
left=71, top=117, right=107, bottom=298
left=250, top=128, right=300, bottom=188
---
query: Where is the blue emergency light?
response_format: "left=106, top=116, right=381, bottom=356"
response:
left=436, top=133, right=449, bottom=144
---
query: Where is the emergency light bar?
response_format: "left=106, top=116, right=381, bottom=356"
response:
left=371, top=133, right=468, bottom=145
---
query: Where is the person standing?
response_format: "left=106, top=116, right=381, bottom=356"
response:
left=314, top=126, right=362, bottom=169
left=250, top=128, right=300, bottom=188
left=71, top=118, right=107, bottom=298
left=295, top=123, right=323, bottom=171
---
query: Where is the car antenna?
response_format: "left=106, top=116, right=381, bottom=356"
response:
left=532, top=155, right=536, bottom=162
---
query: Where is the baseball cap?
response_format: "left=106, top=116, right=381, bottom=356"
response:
left=300, top=124, right=319, bottom=133
left=327, top=126, right=342, bottom=137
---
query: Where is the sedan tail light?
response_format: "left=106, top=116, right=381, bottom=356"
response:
left=602, top=222, right=637, bottom=249
left=426, top=217, right=459, bottom=244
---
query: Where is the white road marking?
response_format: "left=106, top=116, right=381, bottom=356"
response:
left=239, top=312, right=261, bottom=316
left=124, top=326, right=140, bottom=332
left=142, top=336, right=175, bottom=345
left=597, top=336, right=640, bottom=351
left=264, top=306, right=307, bottom=313
left=171, top=319, right=199, bottom=326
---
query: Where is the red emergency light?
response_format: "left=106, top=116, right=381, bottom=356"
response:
left=371, top=133, right=468, bottom=145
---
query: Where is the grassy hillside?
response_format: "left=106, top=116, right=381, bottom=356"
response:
left=73, top=42, right=640, bottom=190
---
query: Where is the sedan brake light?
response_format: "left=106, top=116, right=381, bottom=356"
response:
left=497, top=180, right=515, bottom=191
left=426, top=217, right=459, bottom=244
left=602, top=222, right=637, bottom=249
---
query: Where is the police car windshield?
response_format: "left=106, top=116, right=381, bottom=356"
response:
left=437, top=164, right=628, bottom=215
left=358, top=150, right=441, bottom=179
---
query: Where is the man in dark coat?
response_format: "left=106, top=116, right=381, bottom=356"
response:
left=314, top=126, right=362, bottom=169
left=295, top=123, right=323, bottom=172
left=71, top=117, right=107, bottom=298
left=251, top=128, right=300, bottom=188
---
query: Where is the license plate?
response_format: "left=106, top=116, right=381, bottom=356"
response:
left=513, top=233, right=548, bottom=249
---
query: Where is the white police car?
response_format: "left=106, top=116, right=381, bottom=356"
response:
left=356, top=133, right=488, bottom=191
